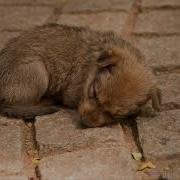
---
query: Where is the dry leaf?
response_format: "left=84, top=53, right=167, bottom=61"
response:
left=32, top=158, right=41, bottom=165
left=138, top=161, right=156, bottom=171
left=131, top=152, right=142, bottom=161
left=32, top=150, right=41, bottom=165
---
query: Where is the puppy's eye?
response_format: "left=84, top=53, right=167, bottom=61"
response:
left=113, top=114, right=125, bottom=120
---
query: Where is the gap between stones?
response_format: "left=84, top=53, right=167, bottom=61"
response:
left=121, top=0, right=142, bottom=37
left=152, top=64, right=180, bottom=74
left=141, top=5, right=180, bottom=13
left=120, top=119, right=145, bottom=160
left=32, top=120, right=42, bottom=180
left=22, top=119, right=41, bottom=180
left=132, top=32, right=180, bottom=37
left=161, top=102, right=180, bottom=111
left=61, top=9, right=128, bottom=15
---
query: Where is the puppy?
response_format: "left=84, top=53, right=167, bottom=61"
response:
left=0, top=24, right=161, bottom=127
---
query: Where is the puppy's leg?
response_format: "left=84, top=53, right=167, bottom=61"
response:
left=0, top=59, right=59, bottom=119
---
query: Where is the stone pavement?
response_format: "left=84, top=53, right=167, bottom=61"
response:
left=0, top=0, right=179, bottom=179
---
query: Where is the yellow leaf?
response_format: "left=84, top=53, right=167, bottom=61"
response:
left=138, top=161, right=156, bottom=171
left=131, top=152, right=142, bottom=161
left=32, top=158, right=41, bottom=165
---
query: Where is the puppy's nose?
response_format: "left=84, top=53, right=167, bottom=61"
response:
left=127, top=106, right=141, bottom=118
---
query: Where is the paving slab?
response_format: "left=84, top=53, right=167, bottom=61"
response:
left=58, top=12, right=127, bottom=34
left=131, top=36, right=180, bottom=66
left=39, top=147, right=136, bottom=180
left=0, top=117, right=24, bottom=174
left=63, top=0, right=133, bottom=13
left=35, top=109, right=126, bottom=156
left=137, top=110, right=180, bottom=159
left=157, top=73, right=180, bottom=103
left=0, top=32, right=20, bottom=51
left=142, top=0, right=180, bottom=8
left=0, top=6, right=53, bottom=30
left=134, top=10, right=180, bottom=34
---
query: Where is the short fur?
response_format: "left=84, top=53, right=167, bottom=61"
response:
left=0, top=24, right=161, bottom=126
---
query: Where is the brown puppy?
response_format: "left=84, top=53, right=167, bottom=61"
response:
left=0, top=24, right=161, bottom=126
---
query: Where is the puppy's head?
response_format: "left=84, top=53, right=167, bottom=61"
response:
left=79, top=47, right=161, bottom=127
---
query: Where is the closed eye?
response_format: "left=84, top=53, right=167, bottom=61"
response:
left=113, top=114, right=126, bottom=120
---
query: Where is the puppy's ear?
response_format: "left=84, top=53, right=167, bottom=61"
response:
left=83, top=67, right=99, bottom=101
left=88, top=79, right=99, bottom=99
left=96, top=48, right=119, bottom=68
left=85, top=48, right=120, bottom=101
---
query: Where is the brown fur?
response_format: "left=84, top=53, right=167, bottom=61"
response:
left=0, top=24, right=161, bottom=126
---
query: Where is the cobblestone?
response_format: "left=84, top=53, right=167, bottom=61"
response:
left=137, top=110, right=180, bottom=159
left=58, top=12, right=127, bottom=34
left=63, top=0, right=133, bottom=13
left=131, top=36, right=180, bottom=67
left=0, top=117, right=23, bottom=174
left=157, top=73, right=180, bottom=103
left=134, top=10, right=180, bottom=34
left=36, top=110, right=126, bottom=156
left=0, top=6, right=53, bottom=30
left=39, top=147, right=136, bottom=180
